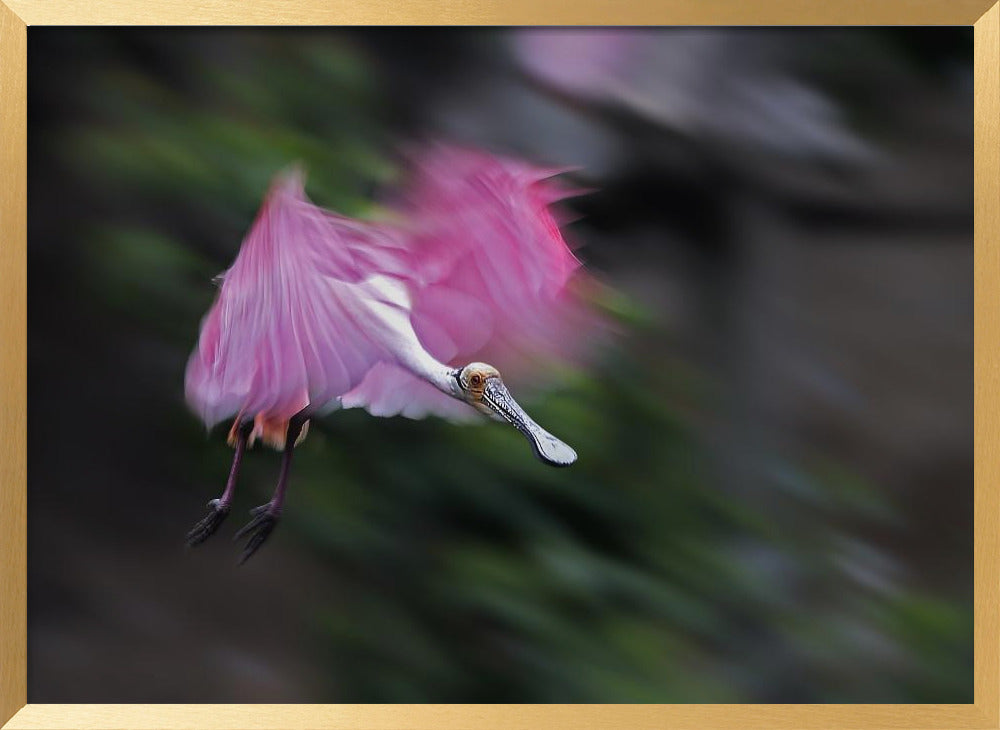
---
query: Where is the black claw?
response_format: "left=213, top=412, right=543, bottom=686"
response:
left=234, top=504, right=278, bottom=564
left=185, top=499, right=230, bottom=547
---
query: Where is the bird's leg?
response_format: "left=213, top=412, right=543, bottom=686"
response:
left=186, top=419, right=253, bottom=547
left=234, top=414, right=307, bottom=564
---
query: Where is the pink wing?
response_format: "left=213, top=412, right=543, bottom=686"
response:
left=342, top=145, right=600, bottom=421
left=184, top=170, right=405, bottom=430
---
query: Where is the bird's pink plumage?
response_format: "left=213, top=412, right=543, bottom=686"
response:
left=186, top=146, right=599, bottom=437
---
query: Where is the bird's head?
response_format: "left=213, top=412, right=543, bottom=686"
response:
left=453, top=362, right=578, bottom=467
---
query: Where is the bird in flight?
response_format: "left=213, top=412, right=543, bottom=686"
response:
left=184, top=145, right=599, bottom=563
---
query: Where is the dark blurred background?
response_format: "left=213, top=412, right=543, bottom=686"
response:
left=27, top=28, right=972, bottom=703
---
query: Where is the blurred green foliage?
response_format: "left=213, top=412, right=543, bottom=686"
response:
left=33, top=30, right=971, bottom=702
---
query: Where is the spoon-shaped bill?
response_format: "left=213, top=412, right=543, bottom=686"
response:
left=481, top=378, right=577, bottom=467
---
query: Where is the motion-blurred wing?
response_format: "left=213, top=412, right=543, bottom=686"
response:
left=342, top=145, right=599, bottom=422
left=406, top=145, right=587, bottom=368
left=185, top=170, right=405, bottom=429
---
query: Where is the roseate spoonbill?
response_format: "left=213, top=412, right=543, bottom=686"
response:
left=185, top=146, right=596, bottom=562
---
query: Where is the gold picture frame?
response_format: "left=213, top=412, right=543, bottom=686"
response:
left=2, top=2, right=997, bottom=728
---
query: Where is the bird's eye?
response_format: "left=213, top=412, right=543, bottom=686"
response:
left=470, top=373, right=483, bottom=387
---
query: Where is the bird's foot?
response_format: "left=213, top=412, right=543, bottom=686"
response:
left=234, top=504, right=279, bottom=564
left=185, top=498, right=230, bottom=547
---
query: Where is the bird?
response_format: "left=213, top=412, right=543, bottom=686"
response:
left=184, top=144, right=599, bottom=563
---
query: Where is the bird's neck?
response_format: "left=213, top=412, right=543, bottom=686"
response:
left=398, top=348, right=460, bottom=398
left=426, top=362, right=460, bottom=397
